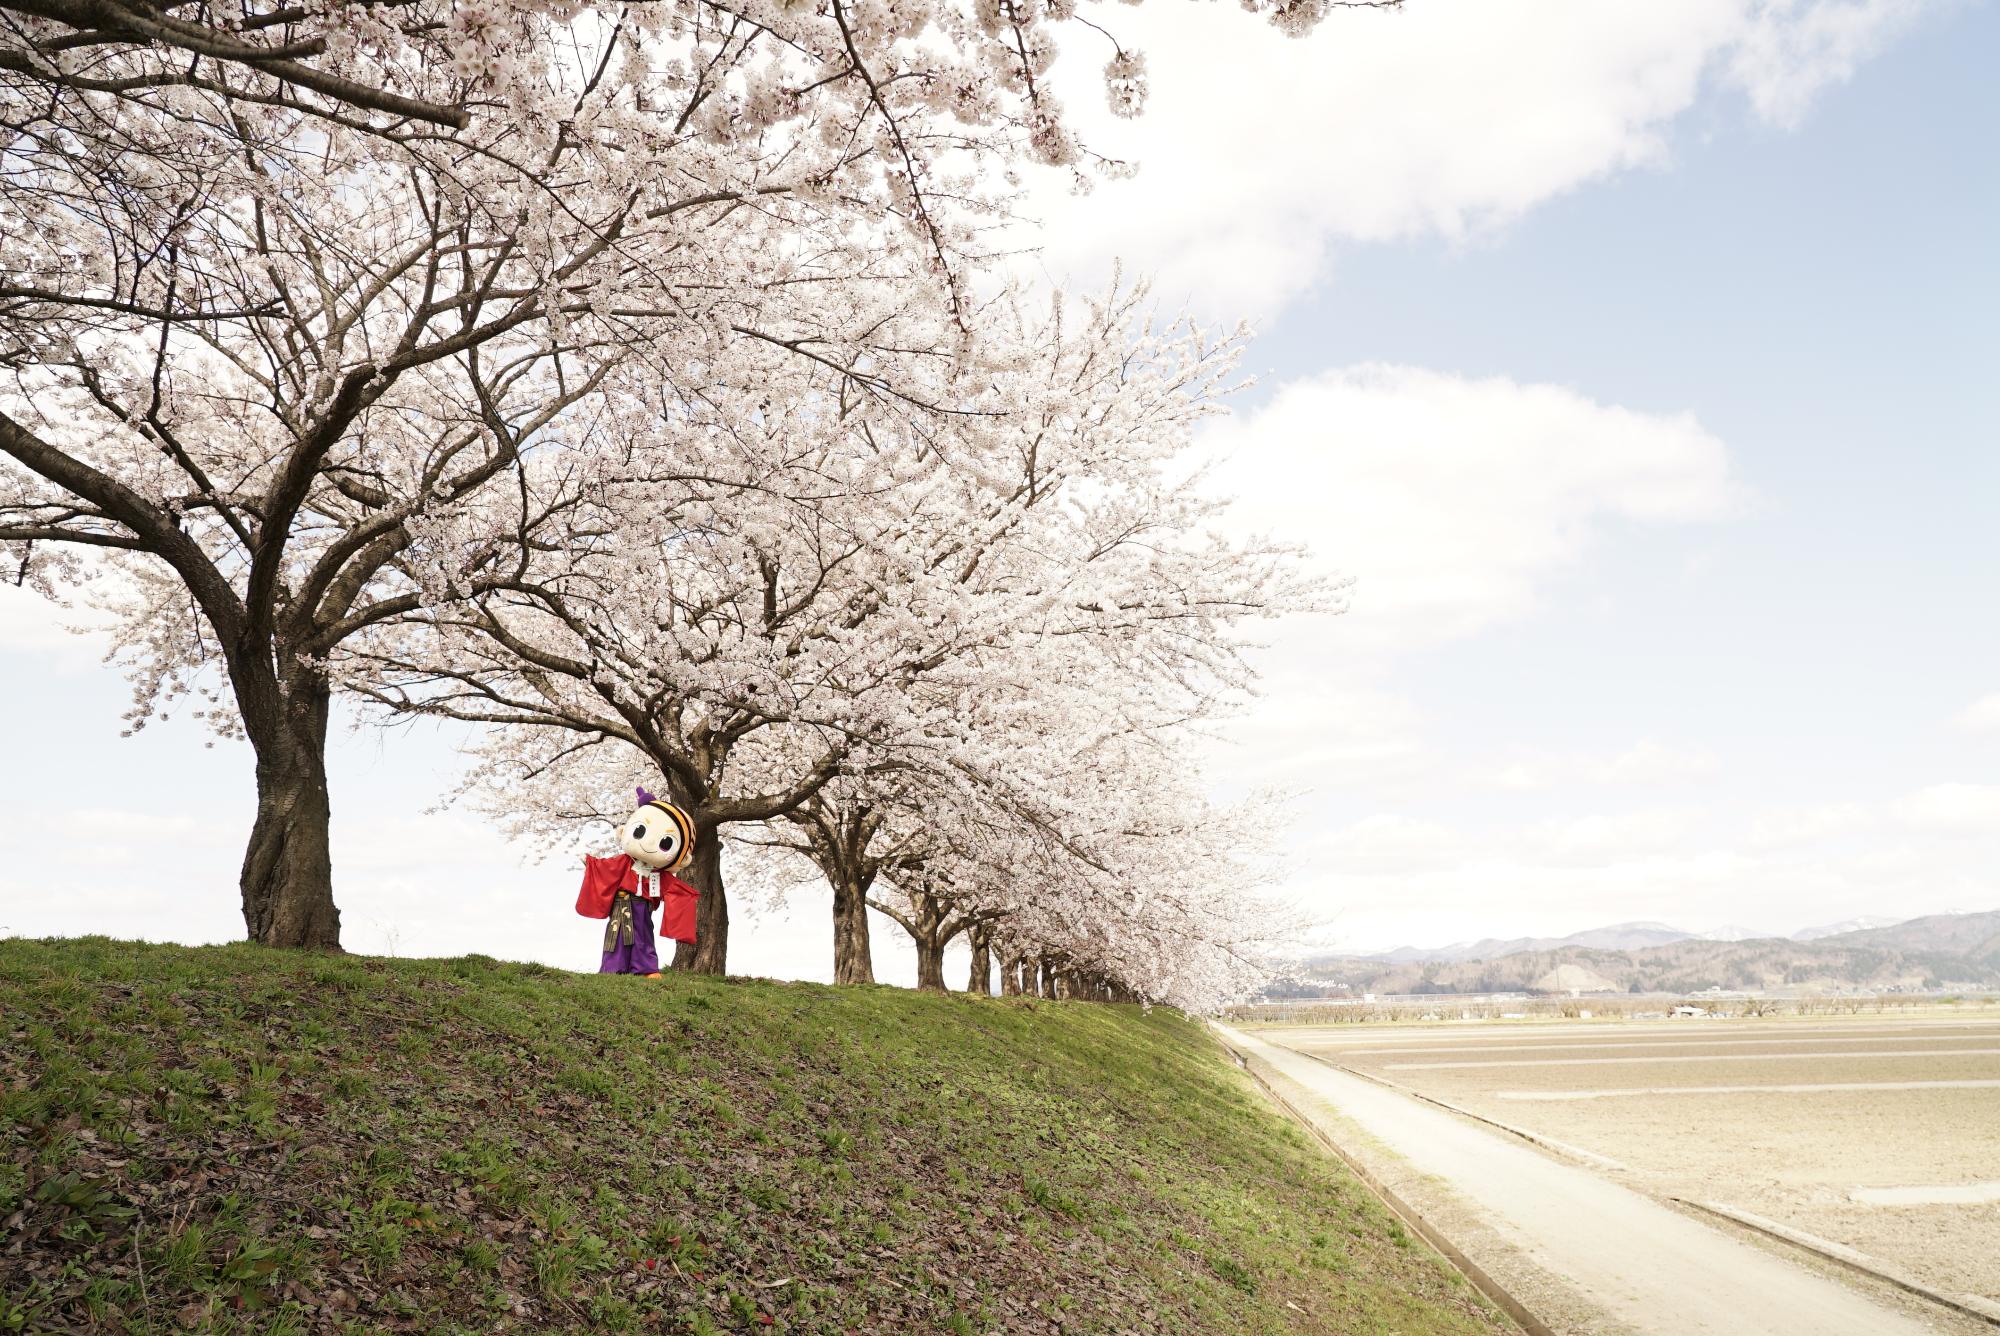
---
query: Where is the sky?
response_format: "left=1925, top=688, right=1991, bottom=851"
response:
left=2, top=0, right=1995, bottom=975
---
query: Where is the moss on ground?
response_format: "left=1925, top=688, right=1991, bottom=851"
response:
left=0, top=937, right=1507, bottom=1334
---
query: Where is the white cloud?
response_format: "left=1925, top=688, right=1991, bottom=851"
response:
left=1026, top=0, right=1938, bottom=313
left=1205, top=364, right=1742, bottom=649
left=1745, top=802, right=1868, bottom=849
left=1489, top=762, right=1547, bottom=793
left=1593, top=741, right=1721, bottom=786
left=1482, top=740, right=1720, bottom=791
left=1514, top=808, right=1697, bottom=865
left=1893, top=783, right=2000, bottom=834
left=1956, top=693, right=2000, bottom=731
left=1728, top=0, right=1933, bottom=127
left=1210, top=645, right=1432, bottom=797
left=1311, top=814, right=1462, bottom=873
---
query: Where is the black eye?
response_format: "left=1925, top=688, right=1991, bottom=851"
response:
left=632, top=824, right=647, bottom=840
left=659, top=837, right=676, bottom=851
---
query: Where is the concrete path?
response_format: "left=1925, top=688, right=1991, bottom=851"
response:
left=1217, top=1023, right=1939, bottom=1336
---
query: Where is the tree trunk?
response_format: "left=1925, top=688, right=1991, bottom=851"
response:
left=914, top=935, right=948, bottom=992
left=1018, top=958, right=1034, bottom=996
left=1039, top=957, right=1057, bottom=999
left=966, top=926, right=991, bottom=996
left=832, top=873, right=875, bottom=985
left=998, top=951, right=1020, bottom=996
left=238, top=677, right=341, bottom=949
left=671, top=827, right=728, bottom=975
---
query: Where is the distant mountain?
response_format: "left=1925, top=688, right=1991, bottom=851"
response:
left=1698, top=924, right=1778, bottom=942
left=1296, top=908, right=2000, bottom=996
left=1815, top=910, right=2000, bottom=959
left=1348, top=921, right=1695, bottom=965
left=1563, top=921, right=1696, bottom=951
left=1363, top=944, right=1463, bottom=963
left=1335, top=912, right=1985, bottom=969
left=1792, top=915, right=1903, bottom=941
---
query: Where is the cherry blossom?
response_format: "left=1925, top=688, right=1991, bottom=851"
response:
left=2, top=0, right=1370, bottom=975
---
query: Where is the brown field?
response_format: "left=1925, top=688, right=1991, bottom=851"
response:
left=1268, top=1015, right=2000, bottom=1305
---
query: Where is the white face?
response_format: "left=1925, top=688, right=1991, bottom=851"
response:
left=619, top=803, right=688, bottom=870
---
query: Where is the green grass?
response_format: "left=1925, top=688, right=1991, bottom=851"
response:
left=0, top=937, right=1507, bottom=1334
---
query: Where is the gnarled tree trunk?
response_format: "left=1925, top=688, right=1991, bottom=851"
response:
left=870, top=882, right=965, bottom=993
left=671, top=827, right=728, bottom=974
left=966, top=924, right=991, bottom=996
left=238, top=674, right=340, bottom=949
left=832, top=872, right=875, bottom=985
left=914, top=935, right=949, bottom=992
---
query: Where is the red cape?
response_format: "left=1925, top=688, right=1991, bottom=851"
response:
left=577, top=853, right=700, bottom=944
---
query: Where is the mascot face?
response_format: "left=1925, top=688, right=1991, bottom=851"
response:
left=620, top=787, right=696, bottom=871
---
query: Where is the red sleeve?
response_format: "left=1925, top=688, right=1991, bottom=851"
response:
left=657, top=872, right=700, bottom=944
left=575, top=854, right=630, bottom=919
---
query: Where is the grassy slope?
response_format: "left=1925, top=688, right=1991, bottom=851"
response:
left=1, top=939, right=1504, bottom=1335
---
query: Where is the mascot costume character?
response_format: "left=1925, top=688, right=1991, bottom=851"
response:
left=576, top=788, right=700, bottom=975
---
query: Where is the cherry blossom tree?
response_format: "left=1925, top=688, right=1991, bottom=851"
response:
left=779, top=790, right=918, bottom=987
left=0, top=128, right=649, bottom=946
left=340, top=310, right=1030, bottom=971
left=871, top=857, right=981, bottom=992
left=351, top=281, right=1318, bottom=978
left=777, top=714, right=1305, bottom=1010
left=0, top=17, right=998, bottom=945
left=739, top=500, right=1324, bottom=1002
left=1, top=0, right=1399, bottom=147
left=760, top=770, right=1003, bottom=989
left=961, top=731, right=1304, bottom=1012
left=3, top=0, right=1386, bottom=951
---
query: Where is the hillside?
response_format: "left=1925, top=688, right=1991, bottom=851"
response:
left=1791, top=915, right=1903, bottom=941
left=1815, top=909, right=2000, bottom=959
left=1360, top=921, right=1695, bottom=964
left=1341, top=910, right=2000, bottom=969
left=1301, top=909, right=2000, bottom=996
left=0, top=939, right=1503, bottom=1335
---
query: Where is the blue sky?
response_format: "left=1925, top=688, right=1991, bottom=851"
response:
left=1277, top=11, right=1999, bottom=797
left=2, top=0, right=1995, bottom=971
left=1203, top=0, right=1999, bottom=949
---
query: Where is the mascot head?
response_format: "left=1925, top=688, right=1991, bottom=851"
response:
left=620, top=786, right=696, bottom=871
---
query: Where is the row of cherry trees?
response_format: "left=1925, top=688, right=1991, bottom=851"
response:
left=1, top=0, right=1374, bottom=1008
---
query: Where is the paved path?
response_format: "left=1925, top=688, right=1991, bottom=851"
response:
left=1216, top=1024, right=1939, bottom=1336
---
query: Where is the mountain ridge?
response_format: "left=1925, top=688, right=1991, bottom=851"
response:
left=1341, top=910, right=1978, bottom=965
left=1298, top=909, right=2000, bottom=995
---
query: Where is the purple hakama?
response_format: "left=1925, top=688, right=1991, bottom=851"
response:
left=599, top=890, right=661, bottom=974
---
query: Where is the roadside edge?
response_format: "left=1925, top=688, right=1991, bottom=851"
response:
left=1209, top=1023, right=1556, bottom=1336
